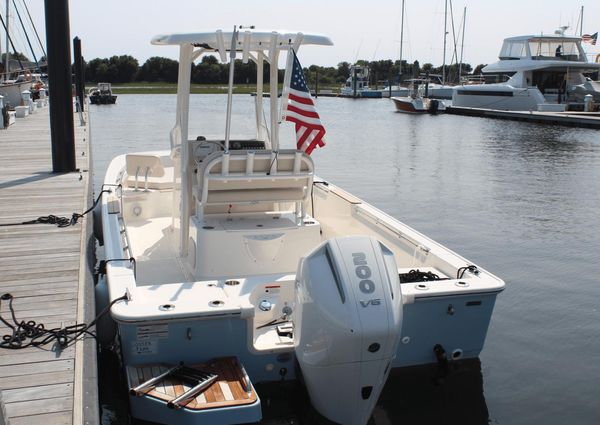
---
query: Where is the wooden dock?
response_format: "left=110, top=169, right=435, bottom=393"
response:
left=0, top=106, right=97, bottom=424
left=446, top=105, right=600, bottom=129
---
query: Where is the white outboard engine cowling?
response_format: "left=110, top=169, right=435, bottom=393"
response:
left=294, top=236, right=403, bottom=425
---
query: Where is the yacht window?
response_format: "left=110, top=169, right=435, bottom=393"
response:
left=499, top=41, right=528, bottom=59
left=529, top=40, right=583, bottom=61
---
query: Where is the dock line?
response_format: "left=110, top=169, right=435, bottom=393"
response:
left=0, top=188, right=112, bottom=227
left=0, top=291, right=128, bottom=350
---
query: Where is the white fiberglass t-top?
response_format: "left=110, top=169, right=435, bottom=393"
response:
left=151, top=30, right=332, bottom=260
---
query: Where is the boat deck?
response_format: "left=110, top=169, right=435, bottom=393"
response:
left=0, top=106, right=95, bottom=424
left=127, top=357, right=258, bottom=410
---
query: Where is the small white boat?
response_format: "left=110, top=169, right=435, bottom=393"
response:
left=453, top=29, right=600, bottom=111
left=340, top=64, right=382, bottom=98
left=89, top=82, right=117, bottom=104
left=391, top=79, right=447, bottom=114
left=97, top=28, right=503, bottom=425
left=382, top=75, right=455, bottom=99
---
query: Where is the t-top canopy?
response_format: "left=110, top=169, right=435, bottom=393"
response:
left=151, top=30, right=333, bottom=52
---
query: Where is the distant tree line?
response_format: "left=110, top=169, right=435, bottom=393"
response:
left=84, top=54, right=483, bottom=86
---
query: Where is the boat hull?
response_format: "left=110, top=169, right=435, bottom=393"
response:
left=452, top=84, right=546, bottom=111
left=391, top=96, right=446, bottom=114
left=129, top=388, right=261, bottom=425
left=89, top=94, right=117, bottom=104
left=0, top=81, right=32, bottom=108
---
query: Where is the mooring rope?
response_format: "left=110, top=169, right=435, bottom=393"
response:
left=0, top=189, right=112, bottom=228
left=0, top=291, right=128, bottom=349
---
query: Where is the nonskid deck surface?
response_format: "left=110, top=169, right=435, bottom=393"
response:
left=127, top=357, right=257, bottom=410
left=126, top=216, right=187, bottom=285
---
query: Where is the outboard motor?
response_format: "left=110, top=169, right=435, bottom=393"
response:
left=294, top=236, right=403, bottom=425
left=428, top=99, right=439, bottom=114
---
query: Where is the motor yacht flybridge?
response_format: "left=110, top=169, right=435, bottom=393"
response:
left=453, top=30, right=600, bottom=111
left=97, top=28, right=504, bottom=425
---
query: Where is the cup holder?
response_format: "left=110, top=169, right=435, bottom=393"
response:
left=159, top=304, right=175, bottom=311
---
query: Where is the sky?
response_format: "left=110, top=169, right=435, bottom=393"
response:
left=13, top=0, right=600, bottom=69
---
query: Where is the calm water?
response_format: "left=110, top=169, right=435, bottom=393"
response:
left=91, top=94, right=600, bottom=425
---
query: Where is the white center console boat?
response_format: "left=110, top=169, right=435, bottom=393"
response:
left=96, top=28, right=504, bottom=425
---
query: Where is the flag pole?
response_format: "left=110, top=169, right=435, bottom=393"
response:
left=280, top=44, right=296, bottom=123
left=224, top=26, right=238, bottom=153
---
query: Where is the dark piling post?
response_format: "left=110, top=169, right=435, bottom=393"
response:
left=73, top=36, right=84, bottom=112
left=44, top=0, right=75, bottom=173
left=315, top=69, right=318, bottom=98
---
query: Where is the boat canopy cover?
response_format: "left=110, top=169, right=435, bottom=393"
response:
left=504, top=34, right=583, bottom=43
left=151, top=30, right=333, bottom=51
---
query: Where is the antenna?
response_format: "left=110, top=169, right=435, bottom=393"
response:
left=442, top=0, right=448, bottom=85
left=399, top=0, right=405, bottom=80
left=459, top=7, right=466, bottom=82
left=371, top=39, right=381, bottom=61
left=354, top=38, right=363, bottom=62
left=224, top=25, right=238, bottom=153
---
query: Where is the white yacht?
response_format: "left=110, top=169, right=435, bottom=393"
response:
left=453, top=31, right=600, bottom=111
left=96, top=28, right=504, bottom=425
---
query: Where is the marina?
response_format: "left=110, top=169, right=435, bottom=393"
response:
left=0, top=1, right=599, bottom=424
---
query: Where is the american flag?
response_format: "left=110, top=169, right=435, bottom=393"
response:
left=582, top=32, right=598, bottom=45
left=283, top=50, right=326, bottom=155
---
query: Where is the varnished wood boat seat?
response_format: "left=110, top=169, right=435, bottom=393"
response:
left=126, top=356, right=258, bottom=410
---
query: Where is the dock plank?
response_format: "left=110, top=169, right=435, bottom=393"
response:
left=0, top=106, right=94, bottom=424
left=8, top=411, right=72, bottom=425
left=2, top=383, right=73, bottom=403
left=5, top=396, right=74, bottom=418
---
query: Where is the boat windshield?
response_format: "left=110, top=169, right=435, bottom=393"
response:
left=529, top=39, right=583, bottom=61
left=499, top=38, right=585, bottom=62
left=499, top=40, right=528, bottom=59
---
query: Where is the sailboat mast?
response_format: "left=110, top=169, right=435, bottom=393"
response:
left=13, top=0, right=38, bottom=69
left=399, top=0, right=405, bottom=81
left=459, top=6, right=466, bottom=82
left=4, top=0, right=9, bottom=77
left=442, top=0, right=447, bottom=85
left=580, top=6, right=584, bottom=37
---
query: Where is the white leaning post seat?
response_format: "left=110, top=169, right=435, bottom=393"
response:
left=193, top=149, right=319, bottom=278
left=197, top=149, right=314, bottom=218
left=125, top=154, right=173, bottom=190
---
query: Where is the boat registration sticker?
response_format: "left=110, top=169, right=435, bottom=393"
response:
left=132, top=340, right=158, bottom=355
left=136, top=324, right=169, bottom=340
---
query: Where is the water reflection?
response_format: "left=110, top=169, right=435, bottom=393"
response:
left=259, top=359, right=488, bottom=425
left=374, top=359, right=487, bottom=425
